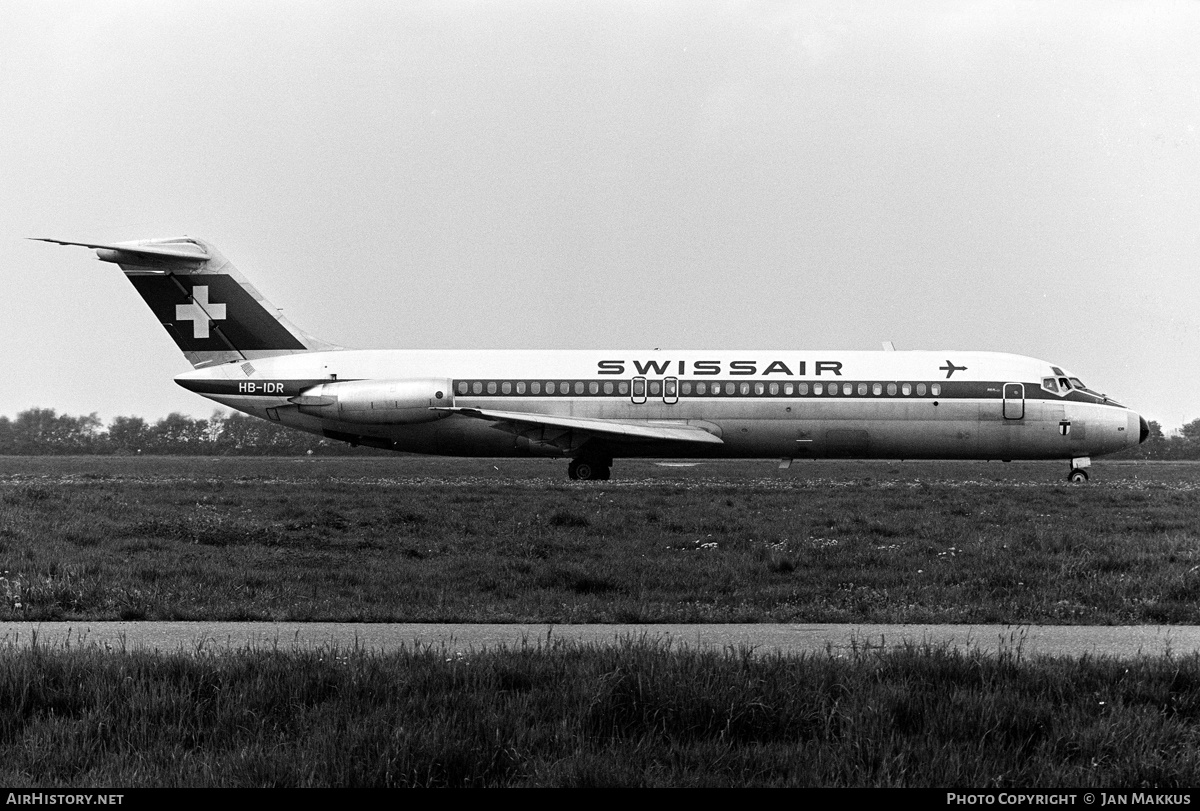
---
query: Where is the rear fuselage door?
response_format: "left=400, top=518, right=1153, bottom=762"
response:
left=1003, top=383, right=1025, bottom=420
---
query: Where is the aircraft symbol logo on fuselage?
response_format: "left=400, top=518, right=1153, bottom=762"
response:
left=940, top=360, right=967, bottom=378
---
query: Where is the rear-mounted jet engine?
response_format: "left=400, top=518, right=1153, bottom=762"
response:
left=291, top=379, right=452, bottom=424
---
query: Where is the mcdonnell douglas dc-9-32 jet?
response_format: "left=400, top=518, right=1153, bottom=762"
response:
left=39, top=237, right=1149, bottom=481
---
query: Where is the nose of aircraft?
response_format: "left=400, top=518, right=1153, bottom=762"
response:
left=1139, top=415, right=1150, bottom=444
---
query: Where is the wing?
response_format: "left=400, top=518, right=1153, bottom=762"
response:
left=433, top=406, right=723, bottom=453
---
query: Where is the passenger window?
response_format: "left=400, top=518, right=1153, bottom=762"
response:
left=931, top=384, right=941, bottom=396
left=828, top=383, right=837, bottom=396
left=916, top=383, right=926, bottom=396
left=857, top=383, right=867, bottom=396
left=574, top=382, right=585, bottom=395
left=516, top=381, right=526, bottom=394
left=650, top=380, right=662, bottom=396
left=725, top=382, right=736, bottom=395
left=887, top=383, right=897, bottom=396
left=457, top=381, right=468, bottom=395
left=901, top=383, right=912, bottom=396
left=784, top=383, right=794, bottom=395
left=501, top=382, right=512, bottom=394
left=872, top=383, right=882, bottom=395
left=843, top=383, right=852, bottom=395
left=618, top=382, right=629, bottom=395
left=769, top=382, right=779, bottom=395
left=487, top=382, right=497, bottom=394
left=472, top=382, right=483, bottom=394
left=603, top=381, right=614, bottom=395
left=696, top=382, right=707, bottom=395
left=754, top=382, right=765, bottom=395
left=739, top=382, right=750, bottom=395
left=531, top=381, right=542, bottom=395
left=797, top=383, right=808, bottom=395
left=545, top=382, right=556, bottom=395
left=632, top=379, right=645, bottom=397
left=813, top=383, right=823, bottom=395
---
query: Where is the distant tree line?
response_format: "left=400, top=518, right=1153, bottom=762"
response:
left=0, top=408, right=387, bottom=456
left=1112, top=419, right=1200, bottom=461
left=0, top=408, right=1196, bottom=459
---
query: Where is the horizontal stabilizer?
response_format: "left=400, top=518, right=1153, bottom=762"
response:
left=30, top=238, right=210, bottom=262
left=433, top=406, right=724, bottom=445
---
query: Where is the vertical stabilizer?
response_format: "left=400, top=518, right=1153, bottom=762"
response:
left=35, top=237, right=338, bottom=368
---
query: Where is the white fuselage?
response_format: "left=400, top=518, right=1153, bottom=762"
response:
left=175, top=349, right=1144, bottom=462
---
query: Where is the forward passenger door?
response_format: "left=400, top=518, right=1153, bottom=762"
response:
left=1003, top=383, right=1025, bottom=420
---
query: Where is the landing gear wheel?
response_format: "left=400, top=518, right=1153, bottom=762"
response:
left=1067, top=469, right=1089, bottom=484
left=568, top=459, right=611, bottom=481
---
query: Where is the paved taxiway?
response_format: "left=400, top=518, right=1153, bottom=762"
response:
left=2, top=623, right=1200, bottom=658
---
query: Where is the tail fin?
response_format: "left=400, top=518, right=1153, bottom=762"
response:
left=35, top=237, right=338, bottom=368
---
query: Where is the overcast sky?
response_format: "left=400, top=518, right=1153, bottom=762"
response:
left=3, top=0, right=1198, bottom=429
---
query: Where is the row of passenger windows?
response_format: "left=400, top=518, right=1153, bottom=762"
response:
left=454, top=379, right=945, bottom=397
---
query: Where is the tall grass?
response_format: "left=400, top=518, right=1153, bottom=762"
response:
left=1, top=636, right=1199, bottom=787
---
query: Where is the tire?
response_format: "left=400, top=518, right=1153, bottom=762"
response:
left=1068, top=469, right=1089, bottom=484
left=573, top=461, right=595, bottom=481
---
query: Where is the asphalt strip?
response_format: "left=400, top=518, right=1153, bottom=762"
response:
left=2, top=622, right=1199, bottom=659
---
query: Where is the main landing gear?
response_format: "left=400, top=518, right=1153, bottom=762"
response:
left=1066, top=457, right=1091, bottom=484
left=568, top=457, right=612, bottom=481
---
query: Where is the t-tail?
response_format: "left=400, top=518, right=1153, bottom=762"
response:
left=34, top=237, right=337, bottom=368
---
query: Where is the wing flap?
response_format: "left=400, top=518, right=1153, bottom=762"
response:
left=434, top=407, right=724, bottom=445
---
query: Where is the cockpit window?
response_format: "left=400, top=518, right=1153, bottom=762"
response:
left=1042, top=377, right=1060, bottom=393
left=1059, top=377, right=1072, bottom=390
left=1070, top=377, right=1085, bottom=390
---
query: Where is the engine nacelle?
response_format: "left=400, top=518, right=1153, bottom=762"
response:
left=290, top=378, right=452, bottom=425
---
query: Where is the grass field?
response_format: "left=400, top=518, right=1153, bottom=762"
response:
left=1, top=456, right=1198, bottom=624
left=3, top=456, right=1200, bottom=787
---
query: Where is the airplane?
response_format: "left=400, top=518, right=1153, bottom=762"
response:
left=37, top=236, right=1149, bottom=482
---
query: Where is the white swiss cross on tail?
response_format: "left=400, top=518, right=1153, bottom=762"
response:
left=175, top=286, right=227, bottom=339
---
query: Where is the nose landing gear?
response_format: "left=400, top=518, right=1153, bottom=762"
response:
left=1067, top=457, right=1091, bottom=484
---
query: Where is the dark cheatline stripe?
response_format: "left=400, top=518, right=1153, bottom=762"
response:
left=180, top=376, right=1125, bottom=409
left=176, top=379, right=330, bottom=397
